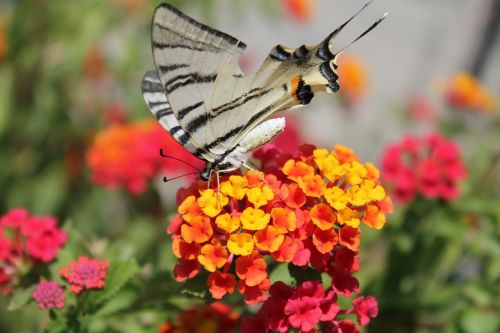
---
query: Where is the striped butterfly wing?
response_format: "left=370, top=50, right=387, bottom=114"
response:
left=151, top=3, right=386, bottom=159
left=151, top=4, right=342, bottom=158
left=141, top=70, right=217, bottom=162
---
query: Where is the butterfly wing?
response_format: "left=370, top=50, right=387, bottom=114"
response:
left=141, top=70, right=215, bottom=161
left=151, top=4, right=341, bottom=157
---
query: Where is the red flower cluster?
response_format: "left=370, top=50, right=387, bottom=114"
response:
left=60, top=256, right=109, bottom=294
left=241, top=281, right=378, bottom=333
left=159, top=302, right=239, bottom=333
left=169, top=145, right=392, bottom=304
left=32, top=280, right=65, bottom=309
left=381, top=133, right=467, bottom=203
left=0, top=209, right=67, bottom=293
left=86, top=120, right=203, bottom=194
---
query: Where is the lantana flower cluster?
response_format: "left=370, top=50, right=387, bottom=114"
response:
left=0, top=209, right=67, bottom=294
left=159, top=302, right=239, bottom=333
left=86, top=120, right=203, bottom=194
left=31, top=256, right=109, bottom=310
left=381, top=133, right=467, bottom=203
left=169, top=145, right=392, bottom=304
left=242, top=281, right=378, bottom=333
left=444, top=73, right=496, bottom=114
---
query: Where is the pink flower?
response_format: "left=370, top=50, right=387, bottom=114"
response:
left=21, top=217, right=68, bottom=262
left=285, top=296, right=322, bottom=331
left=32, top=280, right=65, bottom=309
left=381, top=133, right=467, bottom=204
left=352, top=296, right=378, bottom=326
left=60, top=256, right=109, bottom=294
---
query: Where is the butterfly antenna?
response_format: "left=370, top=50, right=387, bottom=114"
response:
left=159, top=148, right=202, bottom=172
left=163, top=172, right=200, bottom=183
left=334, top=12, right=388, bottom=55
left=329, top=0, right=374, bottom=39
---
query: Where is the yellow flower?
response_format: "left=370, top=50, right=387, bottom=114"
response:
left=197, top=189, right=228, bottom=217
left=247, top=186, right=274, bottom=208
left=362, top=180, right=386, bottom=201
left=314, top=151, right=344, bottom=182
left=215, top=213, right=240, bottom=233
left=324, top=187, right=349, bottom=211
left=227, top=233, right=254, bottom=256
left=240, top=207, right=270, bottom=231
left=347, top=185, right=370, bottom=207
left=221, top=175, right=247, bottom=200
left=337, top=207, right=360, bottom=228
left=346, top=161, right=367, bottom=185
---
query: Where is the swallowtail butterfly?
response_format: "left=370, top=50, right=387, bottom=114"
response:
left=142, top=1, right=386, bottom=181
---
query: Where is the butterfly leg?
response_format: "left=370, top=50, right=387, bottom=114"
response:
left=242, top=161, right=275, bottom=194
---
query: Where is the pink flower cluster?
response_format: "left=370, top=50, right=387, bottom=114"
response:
left=241, top=281, right=378, bottom=333
left=381, top=133, right=467, bottom=203
left=32, top=281, right=65, bottom=309
left=0, top=208, right=67, bottom=263
left=31, top=256, right=109, bottom=310
left=60, top=256, right=109, bottom=294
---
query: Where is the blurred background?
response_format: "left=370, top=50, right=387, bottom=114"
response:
left=0, top=0, right=499, bottom=332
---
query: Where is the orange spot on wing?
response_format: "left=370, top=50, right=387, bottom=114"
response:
left=290, top=75, right=301, bottom=99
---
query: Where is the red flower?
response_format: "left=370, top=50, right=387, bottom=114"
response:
left=60, top=256, right=108, bottom=294
left=32, top=280, right=65, bottom=309
left=159, top=302, right=239, bottom=333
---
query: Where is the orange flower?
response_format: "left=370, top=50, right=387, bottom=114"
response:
left=310, top=204, right=335, bottom=230
left=271, top=207, right=297, bottom=232
left=338, top=226, right=361, bottom=251
left=207, top=271, right=236, bottom=299
left=445, top=73, right=496, bottom=113
left=297, top=174, right=325, bottom=197
left=338, top=54, right=368, bottom=104
left=198, top=241, right=228, bottom=272
left=284, top=183, right=307, bottom=208
left=282, top=0, right=314, bottom=21
left=253, top=226, right=285, bottom=252
left=271, top=236, right=298, bottom=262
left=172, top=237, right=200, bottom=260
left=86, top=120, right=202, bottom=194
left=282, top=160, right=314, bottom=182
left=178, top=196, right=203, bottom=223
left=312, top=228, right=339, bottom=254
left=181, top=216, right=213, bottom=244
left=235, top=251, right=267, bottom=287
left=0, top=24, right=6, bottom=62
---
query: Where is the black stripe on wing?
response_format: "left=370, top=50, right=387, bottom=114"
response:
left=164, top=72, right=217, bottom=94
left=155, top=3, right=247, bottom=51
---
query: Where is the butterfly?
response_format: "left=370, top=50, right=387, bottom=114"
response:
left=142, top=1, right=386, bottom=181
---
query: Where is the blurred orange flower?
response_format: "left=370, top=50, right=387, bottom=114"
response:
left=86, top=120, right=203, bottom=194
left=0, top=24, right=7, bottom=62
left=282, top=0, right=315, bottom=21
left=444, top=73, right=496, bottom=114
left=338, top=54, right=368, bottom=105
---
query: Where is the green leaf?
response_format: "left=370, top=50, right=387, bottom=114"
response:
left=288, top=264, right=322, bottom=285
left=460, top=309, right=500, bottom=333
left=7, top=286, right=35, bottom=311
left=83, top=260, right=139, bottom=312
